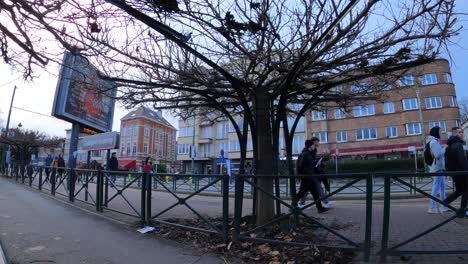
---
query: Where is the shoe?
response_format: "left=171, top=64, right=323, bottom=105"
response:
left=318, top=207, right=330, bottom=214
left=326, top=200, right=336, bottom=206
left=323, top=203, right=334, bottom=209
left=427, top=208, right=438, bottom=214
left=439, top=207, right=449, bottom=213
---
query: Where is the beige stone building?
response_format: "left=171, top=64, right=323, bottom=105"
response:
left=177, top=59, right=461, bottom=173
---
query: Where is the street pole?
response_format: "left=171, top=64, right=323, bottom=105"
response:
left=3, top=85, right=17, bottom=172
left=415, top=75, right=425, bottom=171
left=191, top=114, right=196, bottom=174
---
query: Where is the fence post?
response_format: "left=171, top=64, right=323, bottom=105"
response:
left=140, top=173, right=147, bottom=226
left=28, top=166, right=33, bottom=187
left=364, top=173, right=373, bottom=262
left=274, top=176, right=281, bottom=216
left=69, top=168, right=75, bottom=202
left=96, top=168, right=102, bottom=212
left=146, top=173, right=152, bottom=225
left=38, top=167, right=43, bottom=190
left=104, top=172, right=109, bottom=207
left=380, top=173, right=391, bottom=262
left=232, top=175, right=245, bottom=242
left=51, top=169, right=56, bottom=196
left=222, top=174, right=229, bottom=243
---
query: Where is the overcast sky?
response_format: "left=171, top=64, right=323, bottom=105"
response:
left=0, top=2, right=467, bottom=138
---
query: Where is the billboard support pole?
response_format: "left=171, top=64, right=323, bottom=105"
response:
left=68, top=123, right=80, bottom=193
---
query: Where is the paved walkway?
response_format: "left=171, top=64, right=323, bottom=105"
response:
left=0, top=177, right=228, bottom=264
left=3, top=174, right=468, bottom=263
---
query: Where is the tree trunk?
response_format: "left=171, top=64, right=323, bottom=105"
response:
left=255, top=92, right=274, bottom=225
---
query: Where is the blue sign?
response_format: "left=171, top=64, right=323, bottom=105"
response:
left=219, top=149, right=225, bottom=163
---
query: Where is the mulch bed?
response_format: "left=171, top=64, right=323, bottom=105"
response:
left=136, top=215, right=356, bottom=264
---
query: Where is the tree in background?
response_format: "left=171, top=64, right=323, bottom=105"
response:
left=0, top=0, right=459, bottom=224
left=458, top=98, right=468, bottom=123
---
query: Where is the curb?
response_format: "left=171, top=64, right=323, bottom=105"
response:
left=0, top=239, right=8, bottom=264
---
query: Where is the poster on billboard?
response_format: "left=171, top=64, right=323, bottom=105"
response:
left=52, top=52, right=117, bottom=132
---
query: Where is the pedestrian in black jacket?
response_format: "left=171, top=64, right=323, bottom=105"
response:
left=295, top=139, right=329, bottom=213
left=109, top=152, right=119, bottom=183
left=443, top=127, right=468, bottom=214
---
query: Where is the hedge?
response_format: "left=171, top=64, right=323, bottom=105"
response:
left=323, top=158, right=425, bottom=173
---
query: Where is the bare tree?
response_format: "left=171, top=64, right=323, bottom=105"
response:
left=458, top=98, right=468, bottom=123
left=0, top=0, right=459, bottom=224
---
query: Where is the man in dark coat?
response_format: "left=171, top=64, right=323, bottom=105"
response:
left=296, top=139, right=329, bottom=213
left=109, top=152, right=119, bottom=182
left=443, top=127, right=468, bottom=215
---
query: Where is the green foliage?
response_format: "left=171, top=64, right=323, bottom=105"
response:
left=156, top=164, right=167, bottom=173
left=324, top=158, right=425, bottom=173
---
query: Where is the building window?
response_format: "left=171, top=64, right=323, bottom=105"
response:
left=449, top=96, right=457, bottom=107
left=334, top=108, right=346, bottom=119
left=133, top=126, right=138, bottom=136
left=91, top=150, right=101, bottom=157
left=177, top=144, right=190, bottom=154
left=405, top=123, right=422, bottom=136
left=398, top=75, right=414, bottom=86
left=288, top=116, right=305, bottom=132
left=402, top=98, right=418, bottom=111
left=353, top=105, right=375, bottom=117
left=312, top=111, right=326, bottom=121
left=228, top=140, right=241, bottom=152
left=200, top=126, right=212, bottom=138
left=313, top=132, right=328, bottom=143
left=127, top=127, right=132, bottom=137
left=216, top=122, right=229, bottom=139
left=143, top=143, right=148, bottom=153
left=429, top=121, right=446, bottom=132
left=356, top=128, right=377, bottom=141
left=179, top=126, right=194, bottom=137
left=444, top=73, right=453, bottom=83
left=425, top=97, right=442, bottom=109
left=381, top=82, right=392, bottom=91
left=383, top=102, right=395, bottom=114
left=126, top=143, right=130, bottom=155
left=247, top=139, right=253, bottom=151
left=351, top=83, right=368, bottom=93
left=292, top=135, right=305, bottom=154
left=121, top=128, right=125, bottom=137
left=144, top=127, right=150, bottom=138
left=386, top=126, right=398, bottom=138
left=336, top=131, right=347, bottom=142
left=420, top=73, right=437, bottom=85
left=132, top=143, right=137, bottom=154
left=201, top=143, right=211, bottom=157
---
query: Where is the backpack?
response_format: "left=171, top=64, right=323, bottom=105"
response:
left=423, top=141, right=434, bottom=166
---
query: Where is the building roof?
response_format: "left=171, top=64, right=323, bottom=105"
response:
left=121, top=106, right=176, bottom=130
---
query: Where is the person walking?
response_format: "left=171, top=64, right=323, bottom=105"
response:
left=57, top=154, right=65, bottom=180
left=45, top=154, right=52, bottom=180
left=296, top=139, right=329, bottom=213
left=442, top=127, right=468, bottom=215
left=299, top=137, right=336, bottom=208
left=426, top=126, right=447, bottom=214
left=109, top=152, right=119, bottom=183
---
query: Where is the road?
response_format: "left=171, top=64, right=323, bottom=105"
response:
left=0, top=177, right=226, bottom=264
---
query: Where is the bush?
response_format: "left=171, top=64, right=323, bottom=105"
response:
left=324, top=158, right=425, bottom=173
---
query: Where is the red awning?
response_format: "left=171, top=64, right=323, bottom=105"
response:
left=118, top=160, right=137, bottom=170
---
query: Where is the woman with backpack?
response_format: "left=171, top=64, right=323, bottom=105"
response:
left=426, top=126, right=447, bottom=214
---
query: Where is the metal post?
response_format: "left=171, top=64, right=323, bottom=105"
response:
left=39, top=167, right=43, bottom=190
left=99, top=167, right=104, bottom=212
left=28, top=165, right=32, bottom=187
left=69, top=168, right=75, bottom=202
left=96, top=167, right=102, bottom=212
left=67, top=123, right=80, bottom=192
left=364, top=174, right=373, bottom=262
left=191, top=115, right=196, bottom=174
left=51, top=168, right=56, bottom=196
left=380, top=174, right=391, bottom=262
left=146, top=173, right=152, bottom=225
left=232, top=175, right=244, bottom=242
left=104, top=150, right=110, bottom=207
left=222, top=174, right=229, bottom=242
left=274, top=176, right=281, bottom=216
left=140, top=172, right=147, bottom=226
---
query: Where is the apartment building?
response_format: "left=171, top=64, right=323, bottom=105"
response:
left=177, top=59, right=461, bottom=172
left=177, top=115, right=307, bottom=174
left=119, top=106, right=177, bottom=170
left=308, top=59, right=460, bottom=159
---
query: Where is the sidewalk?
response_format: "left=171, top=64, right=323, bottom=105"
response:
left=0, top=177, right=227, bottom=264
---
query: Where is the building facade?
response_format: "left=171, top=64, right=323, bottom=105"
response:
left=119, top=106, right=177, bottom=170
left=308, top=59, right=460, bottom=159
left=176, top=59, right=461, bottom=173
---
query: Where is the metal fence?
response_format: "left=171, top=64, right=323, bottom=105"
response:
left=3, top=164, right=468, bottom=262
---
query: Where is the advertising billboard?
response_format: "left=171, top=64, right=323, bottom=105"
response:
left=52, top=52, right=117, bottom=132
